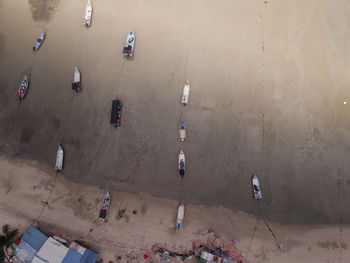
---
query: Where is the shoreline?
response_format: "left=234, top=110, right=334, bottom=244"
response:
left=0, top=156, right=349, bottom=262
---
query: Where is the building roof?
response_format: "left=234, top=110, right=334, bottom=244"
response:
left=22, top=225, right=48, bottom=251
left=62, top=248, right=83, bottom=263
left=32, top=237, right=69, bottom=263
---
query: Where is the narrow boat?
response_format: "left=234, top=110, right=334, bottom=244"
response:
left=178, top=150, right=185, bottom=178
left=181, top=81, right=190, bottom=105
left=17, top=76, right=29, bottom=100
left=72, top=66, right=81, bottom=92
left=179, top=119, right=186, bottom=141
left=55, top=145, right=64, bottom=171
left=252, top=175, right=262, bottom=200
left=99, top=190, right=110, bottom=221
left=83, top=0, right=92, bottom=27
left=33, top=32, right=45, bottom=51
left=176, top=202, right=185, bottom=229
left=123, top=31, right=135, bottom=57
left=110, top=97, right=122, bottom=128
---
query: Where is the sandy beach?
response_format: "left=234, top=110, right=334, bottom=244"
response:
left=1, top=157, right=350, bottom=263
left=0, top=0, right=350, bottom=246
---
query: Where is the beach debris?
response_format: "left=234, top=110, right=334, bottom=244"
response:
left=123, top=31, right=135, bottom=57
left=83, top=0, right=92, bottom=26
left=176, top=202, right=185, bottom=230
left=343, top=100, right=347, bottom=105
left=55, top=145, right=64, bottom=171
left=192, top=231, right=248, bottom=263
left=143, top=251, right=150, bottom=259
left=118, top=209, right=126, bottom=218
left=178, top=150, right=186, bottom=178
left=31, top=186, right=36, bottom=190
left=179, top=119, right=186, bottom=141
left=252, top=174, right=262, bottom=199
left=99, top=189, right=110, bottom=221
left=72, top=66, right=81, bottom=92
left=33, top=32, right=45, bottom=51
left=17, top=76, right=29, bottom=100
left=181, top=81, right=190, bottom=105
left=132, top=209, right=137, bottom=215
left=126, top=251, right=138, bottom=261
left=110, top=97, right=122, bottom=128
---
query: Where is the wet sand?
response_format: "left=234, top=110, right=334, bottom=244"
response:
left=1, top=0, right=350, bottom=224
left=1, top=157, right=350, bottom=263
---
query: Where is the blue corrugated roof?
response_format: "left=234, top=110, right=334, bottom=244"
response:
left=15, top=240, right=36, bottom=262
left=22, top=226, right=48, bottom=251
left=62, top=248, right=83, bottom=263
left=81, top=249, right=99, bottom=263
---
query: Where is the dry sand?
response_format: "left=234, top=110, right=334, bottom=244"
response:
left=0, top=0, right=350, bottom=229
left=1, top=157, right=350, bottom=263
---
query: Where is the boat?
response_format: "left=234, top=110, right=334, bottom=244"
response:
left=33, top=32, right=45, bottom=51
left=123, top=31, right=135, bottom=57
left=110, top=97, right=122, bottom=128
left=99, top=190, right=110, bottom=221
left=178, top=150, right=185, bottom=178
left=16, top=76, right=29, bottom=100
left=181, top=81, right=190, bottom=105
left=72, top=66, right=81, bottom=92
left=252, top=175, right=262, bottom=200
left=83, top=0, right=92, bottom=27
left=55, top=145, right=64, bottom=171
left=179, top=119, right=186, bottom=141
left=176, top=202, right=185, bottom=229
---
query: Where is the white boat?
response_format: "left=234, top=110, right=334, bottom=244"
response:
left=83, top=1, right=92, bottom=26
left=176, top=202, right=185, bottom=229
left=181, top=81, right=190, bottom=105
left=252, top=175, right=262, bottom=200
left=99, top=190, right=110, bottom=221
left=72, top=66, right=81, bottom=92
left=55, top=145, right=64, bottom=171
left=33, top=32, right=45, bottom=51
left=179, top=119, right=186, bottom=141
left=178, top=150, right=185, bottom=178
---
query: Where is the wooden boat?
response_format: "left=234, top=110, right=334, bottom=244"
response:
left=33, top=32, right=45, bottom=51
left=176, top=202, right=185, bottom=229
left=181, top=81, right=190, bottom=105
left=110, top=97, right=122, bottom=128
left=83, top=0, right=92, bottom=26
left=55, top=145, right=64, bottom=171
left=178, top=150, right=185, bottom=178
left=72, top=66, right=81, bottom=92
left=16, top=76, right=29, bottom=100
left=99, top=190, right=110, bottom=221
left=123, top=31, right=135, bottom=57
left=252, top=175, right=262, bottom=200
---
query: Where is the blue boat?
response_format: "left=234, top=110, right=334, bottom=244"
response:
left=17, top=76, right=29, bottom=100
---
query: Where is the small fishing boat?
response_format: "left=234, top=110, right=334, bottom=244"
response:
left=181, top=81, right=190, bottom=105
left=179, top=119, right=186, bottom=141
left=99, top=190, right=110, bottom=221
left=55, top=145, right=64, bottom=171
left=83, top=0, right=92, bottom=27
left=72, top=66, right=81, bottom=92
left=123, top=31, right=135, bottom=57
left=176, top=202, right=185, bottom=229
left=17, top=76, right=29, bottom=100
left=178, top=150, right=185, bottom=178
left=33, top=32, right=45, bottom=51
left=252, top=175, right=262, bottom=200
left=110, top=97, right=122, bottom=128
